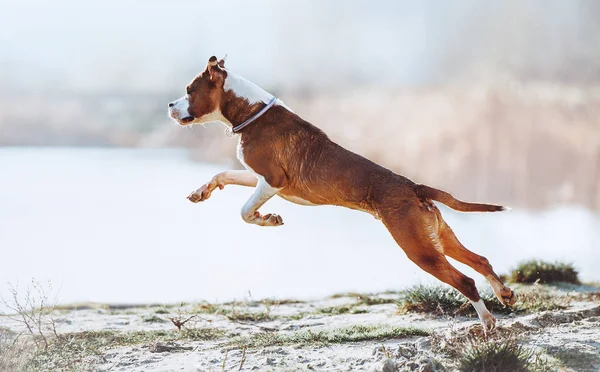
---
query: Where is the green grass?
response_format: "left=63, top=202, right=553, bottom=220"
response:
left=548, top=347, right=600, bottom=371
left=191, top=301, right=273, bottom=322
left=328, top=292, right=396, bottom=305
left=316, top=305, right=369, bottom=315
left=311, top=293, right=395, bottom=316
left=510, top=260, right=579, bottom=284
left=398, top=285, right=513, bottom=316
left=355, top=294, right=396, bottom=305
left=226, top=309, right=272, bottom=322
left=228, top=324, right=429, bottom=349
left=458, top=340, right=534, bottom=372
left=142, top=314, right=167, bottom=323
left=397, top=284, right=568, bottom=317
left=25, top=328, right=225, bottom=370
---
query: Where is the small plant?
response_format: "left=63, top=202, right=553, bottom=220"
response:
left=510, top=260, right=579, bottom=284
left=0, top=280, right=60, bottom=350
left=168, top=303, right=198, bottom=331
left=458, top=340, right=533, bottom=372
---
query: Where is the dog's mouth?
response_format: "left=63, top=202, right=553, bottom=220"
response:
left=180, top=116, right=195, bottom=124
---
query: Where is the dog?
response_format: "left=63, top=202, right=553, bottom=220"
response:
left=168, top=56, right=516, bottom=331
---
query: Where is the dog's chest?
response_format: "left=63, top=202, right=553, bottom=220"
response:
left=236, top=139, right=256, bottom=174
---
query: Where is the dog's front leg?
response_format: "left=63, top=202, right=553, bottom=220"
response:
left=188, top=170, right=257, bottom=203
left=240, top=176, right=283, bottom=227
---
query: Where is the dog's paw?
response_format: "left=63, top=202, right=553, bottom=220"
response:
left=481, top=312, right=497, bottom=333
left=262, top=213, right=284, bottom=226
left=251, top=212, right=284, bottom=226
left=187, top=182, right=222, bottom=203
left=501, top=288, right=517, bottom=307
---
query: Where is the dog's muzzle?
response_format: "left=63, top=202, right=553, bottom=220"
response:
left=168, top=97, right=194, bottom=124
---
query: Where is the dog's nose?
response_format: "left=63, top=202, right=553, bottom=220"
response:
left=168, top=102, right=175, bottom=108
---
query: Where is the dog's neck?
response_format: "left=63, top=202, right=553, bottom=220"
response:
left=219, top=71, right=277, bottom=128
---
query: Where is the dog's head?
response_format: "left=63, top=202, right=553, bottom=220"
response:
left=168, top=56, right=228, bottom=126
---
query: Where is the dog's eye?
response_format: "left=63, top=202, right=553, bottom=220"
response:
left=186, top=87, right=193, bottom=95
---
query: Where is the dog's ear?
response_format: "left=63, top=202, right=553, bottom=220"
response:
left=217, top=54, right=227, bottom=68
left=206, top=56, right=225, bottom=85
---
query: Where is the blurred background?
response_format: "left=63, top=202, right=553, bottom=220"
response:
left=1, top=0, right=599, bottom=306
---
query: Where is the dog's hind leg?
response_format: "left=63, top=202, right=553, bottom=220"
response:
left=381, top=208, right=497, bottom=331
left=433, top=211, right=516, bottom=307
left=441, top=229, right=516, bottom=306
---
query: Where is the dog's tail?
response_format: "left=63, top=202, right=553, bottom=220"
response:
left=415, top=184, right=508, bottom=212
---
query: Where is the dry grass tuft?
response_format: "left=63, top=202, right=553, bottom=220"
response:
left=510, top=260, right=579, bottom=284
left=458, top=340, right=534, bottom=372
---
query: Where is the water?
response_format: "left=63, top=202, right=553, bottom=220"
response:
left=0, top=148, right=598, bottom=306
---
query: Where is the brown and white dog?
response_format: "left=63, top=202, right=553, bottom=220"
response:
left=168, top=56, right=516, bottom=331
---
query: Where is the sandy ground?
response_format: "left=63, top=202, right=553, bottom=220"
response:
left=1, top=286, right=599, bottom=371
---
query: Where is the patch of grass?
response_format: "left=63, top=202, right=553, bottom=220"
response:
left=63, top=328, right=223, bottom=346
left=399, top=285, right=466, bottom=315
left=154, top=308, right=169, bottom=315
left=260, top=298, right=305, bottom=306
left=514, top=286, right=570, bottom=312
left=226, top=309, right=271, bottom=322
left=327, top=292, right=396, bottom=305
left=316, top=306, right=353, bottom=315
left=53, top=302, right=110, bottom=311
left=458, top=340, right=534, bottom=372
left=192, top=301, right=273, bottom=322
left=355, top=294, right=396, bottom=305
left=142, top=314, right=167, bottom=323
left=312, top=294, right=394, bottom=316
left=398, top=285, right=511, bottom=316
left=328, top=292, right=360, bottom=299
left=26, top=327, right=225, bottom=370
left=510, top=260, right=579, bottom=284
left=398, top=285, right=568, bottom=317
left=194, top=301, right=220, bottom=314
left=548, top=347, right=600, bottom=371
left=316, top=305, right=369, bottom=315
left=228, top=324, right=429, bottom=348
left=1, top=327, right=34, bottom=371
